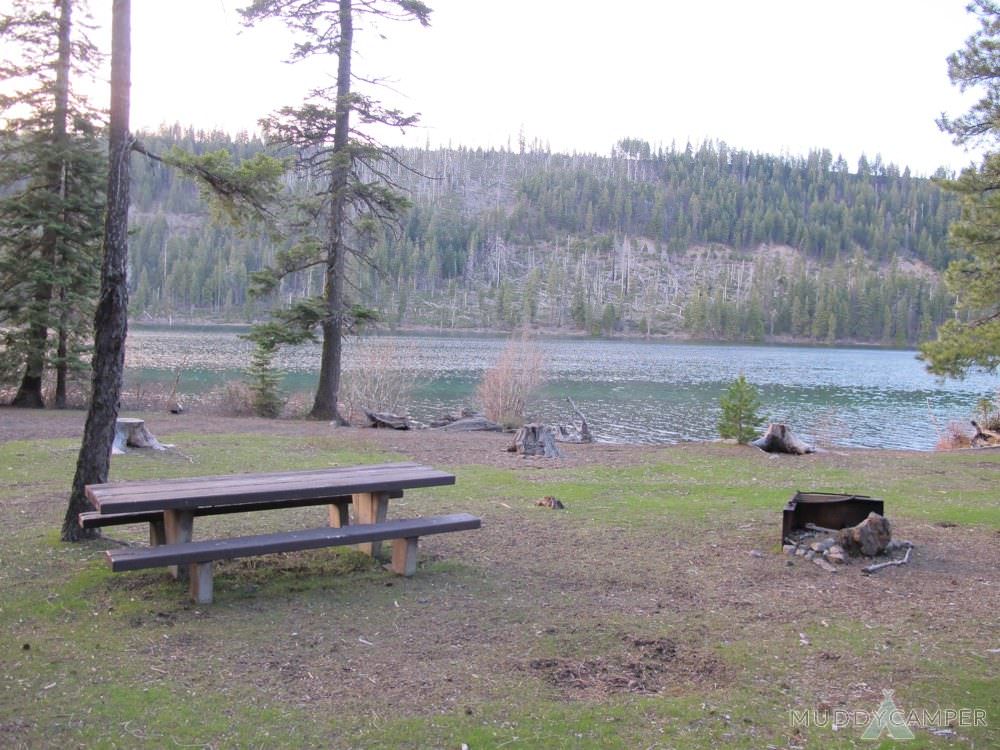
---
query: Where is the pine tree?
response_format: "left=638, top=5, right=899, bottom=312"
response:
left=240, top=0, right=431, bottom=423
left=921, top=0, right=1000, bottom=376
left=0, top=0, right=104, bottom=408
left=61, top=1, right=285, bottom=542
left=717, top=373, right=764, bottom=444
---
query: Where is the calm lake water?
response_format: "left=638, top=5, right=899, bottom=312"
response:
left=124, top=326, right=998, bottom=451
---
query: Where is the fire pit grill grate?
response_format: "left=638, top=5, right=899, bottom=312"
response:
left=781, top=491, right=884, bottom=545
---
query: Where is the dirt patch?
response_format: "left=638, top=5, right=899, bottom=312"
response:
left=528, top=634, right=724, bottom=699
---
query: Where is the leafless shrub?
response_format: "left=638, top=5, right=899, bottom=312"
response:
left=340, top=338, right=421, bottom=424
left=282, top=391, right=312, bottom=419
left=936, top=421, right=973, bottom=451
left=477, top=337, right=545, bottom=429
left=212, top=381, right=257, bottom=417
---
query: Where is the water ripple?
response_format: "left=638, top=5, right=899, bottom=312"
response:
left=125, top=328, right=997, bottom=451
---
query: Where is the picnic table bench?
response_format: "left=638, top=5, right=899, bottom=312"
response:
left=83, top=462, right=480, bottom=604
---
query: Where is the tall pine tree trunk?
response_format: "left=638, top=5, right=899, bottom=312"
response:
left=11, top=0, right=73, bottom=409
left=55, top=286, right=69, bottom=408
left=309, top=0, right=352, bottom=424
left=62, top=0, right=131, bottom=541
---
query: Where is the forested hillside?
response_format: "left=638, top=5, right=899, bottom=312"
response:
left=129, top=126, right=959, bottom=344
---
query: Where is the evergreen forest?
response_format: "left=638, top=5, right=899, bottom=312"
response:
left=127, top=127, right=961, bottom=345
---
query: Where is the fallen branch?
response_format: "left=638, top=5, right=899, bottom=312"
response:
left=565, top=397, right=593, bottom=443
left=862, top=544, right=913, bottom=575
left=971, top=420, right=1000, bottom=447
left=804, top=523, right=839, bottom=534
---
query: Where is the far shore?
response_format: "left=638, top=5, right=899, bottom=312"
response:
left=128, top=316, right=921, bottom=351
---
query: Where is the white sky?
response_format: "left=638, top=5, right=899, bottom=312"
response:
left=75, top=0, right=989, bottom=175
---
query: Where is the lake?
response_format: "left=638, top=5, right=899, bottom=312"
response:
left=124, top=326, right=998, bottom=451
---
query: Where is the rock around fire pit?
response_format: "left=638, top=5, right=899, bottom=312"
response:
left=781, top=493, right=915, bottom=574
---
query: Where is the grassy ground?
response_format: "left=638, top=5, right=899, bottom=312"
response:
left=0, top=417, right=997, bottom=749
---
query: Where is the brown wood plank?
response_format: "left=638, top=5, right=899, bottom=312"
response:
left=79, top=510, right=163, bottom=528
left=93, top=466, right=454, bottom=514
left=86, top=462, right=424, bottom=503
left=106, top=513, right=482, bottom=571
left=86, top=464, right=442, bottom=507
left=87, top=461, right=424, bottom=499
left=80, top=490, right=405, bottom=528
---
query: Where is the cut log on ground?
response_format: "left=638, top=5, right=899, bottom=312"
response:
left=437, top=415, right=502, bottom=432
left=508, top=424, right=562, bottom=458
left=113, top=418, right=166, bottom=455
left=752, top=423, right=815, bottom=455
left=363, top=409, right=411, bottom=430
left=429, top=408, right=478, bottom=427
left=837, top=512, right=892, bottom=557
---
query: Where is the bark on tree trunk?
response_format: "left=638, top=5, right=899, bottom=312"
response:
left=11, top=370, right=45, bottom=408
left=55, top=287, right=68, bottom=408
left=62, top=0, right=130, bottom=542
left=309, top=0, right=352, bottom=425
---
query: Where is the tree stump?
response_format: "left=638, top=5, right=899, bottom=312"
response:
left=751, top=423, right=814, bottom=454
left=112, top=418, right=166, bottom=455
left=508, top=424, right=562, bottom=458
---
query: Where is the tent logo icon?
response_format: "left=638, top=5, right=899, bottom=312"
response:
left=861, top=689, right=916, bottom=741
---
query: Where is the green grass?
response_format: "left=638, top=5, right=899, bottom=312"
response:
left=438, top=452, right=1000, bottom=528
left=0, top=431, right=997, bottom=749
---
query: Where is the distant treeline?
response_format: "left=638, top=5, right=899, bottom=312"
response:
left=128, top=126, right=959, bottom=344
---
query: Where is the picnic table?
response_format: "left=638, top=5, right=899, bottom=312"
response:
left=82, top=462, right=480, bottom=603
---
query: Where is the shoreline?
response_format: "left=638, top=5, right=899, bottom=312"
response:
left=127, top=317, right=920, bottom=352
left=0, top=404, right=953, bottom=455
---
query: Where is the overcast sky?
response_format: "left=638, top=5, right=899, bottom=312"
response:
left=84, top=0, right=986, bottom=175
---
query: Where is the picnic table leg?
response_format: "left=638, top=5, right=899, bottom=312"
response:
left=391, top=537, right=419, bottom=576
left=163, top=509, right=194, bottom=580
left=149, top=517, right=166, bottom=547
left=189, top=562, right=214, bottom=604
left=351, top=491, right=389, bottom=558
left=328, top=499, right=350, bottom=529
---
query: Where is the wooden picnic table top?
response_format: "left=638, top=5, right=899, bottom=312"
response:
left=85, top=462, right=456, bottom=515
